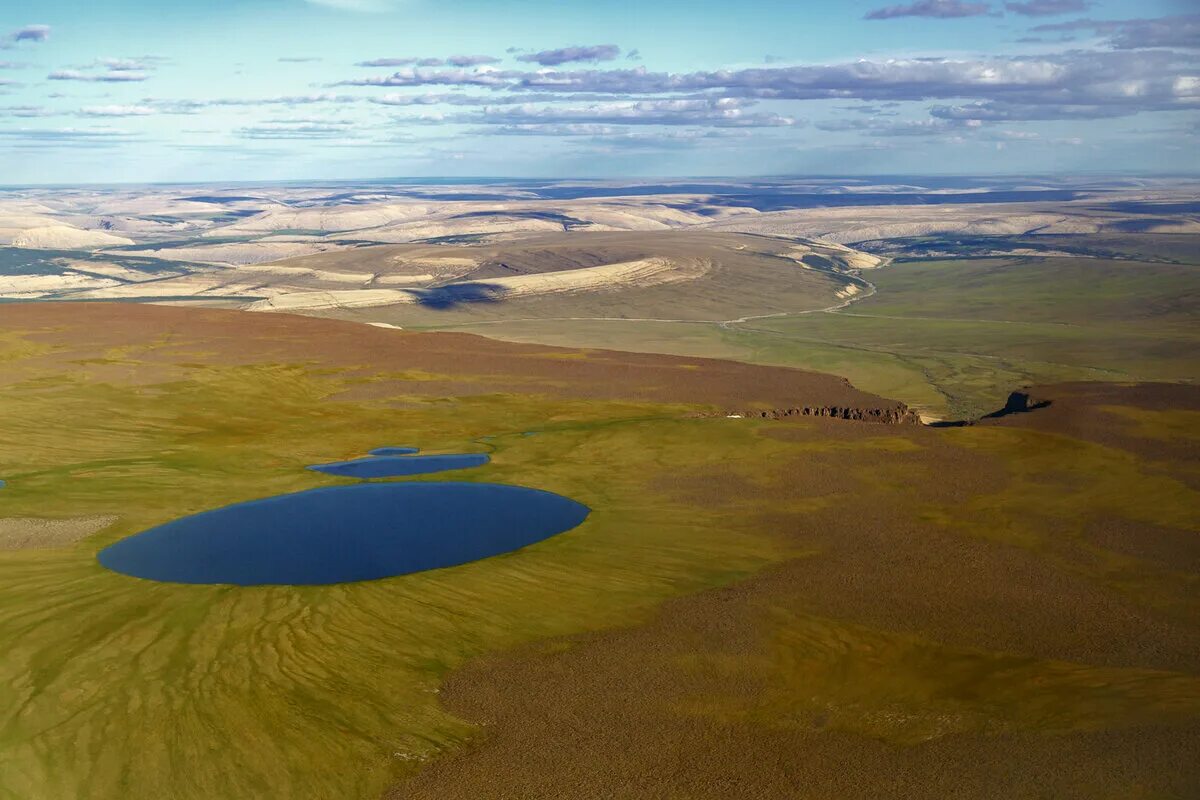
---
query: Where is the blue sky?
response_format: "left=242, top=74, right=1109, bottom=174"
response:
left=0, top=0, right=1196, bottom=183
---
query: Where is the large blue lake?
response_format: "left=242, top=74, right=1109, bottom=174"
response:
left=97, top=482, right=590, bottom=586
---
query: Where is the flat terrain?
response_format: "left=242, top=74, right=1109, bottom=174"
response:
left=398, top=384, right=1200, bottom=800
left=424, top=247, right=1200, bottom=420
left=0, top=304, right=1197, bottom=799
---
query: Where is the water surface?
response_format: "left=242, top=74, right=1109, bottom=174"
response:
left=97, top=482, right=589, bottom=585
left=308, top=453, right=488, bottom=478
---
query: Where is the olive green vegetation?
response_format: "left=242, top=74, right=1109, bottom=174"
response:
left=1, top=329, right=1199, bottom=799
left=2, top=321, right=1200, bottom=800
left=695, top=608, right=1200, bottom=745
left=426, top=255, right=1199, bottom=420
left=0, top=345, right=788, bottom=800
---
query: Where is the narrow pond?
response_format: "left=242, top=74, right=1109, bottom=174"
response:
left=308, top=452, right=489, bottom=479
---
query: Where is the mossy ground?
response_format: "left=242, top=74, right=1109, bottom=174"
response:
left=0, top=315, right=1198, bottom=799
left=0, top=336, right=797, bottom=800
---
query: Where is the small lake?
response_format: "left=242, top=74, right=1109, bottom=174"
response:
left=97, top=482, right=589, bottom=585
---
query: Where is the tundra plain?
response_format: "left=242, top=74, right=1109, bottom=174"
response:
left=0, top=177, right=1198, bottom=799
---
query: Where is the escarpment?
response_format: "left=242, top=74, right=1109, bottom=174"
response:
left=694, top=404, right=922, bottom=425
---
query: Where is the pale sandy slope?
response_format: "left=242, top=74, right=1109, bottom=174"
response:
left=244, top=257, right=708, bottom=312
left=698, top=203, right=1135, bottom=242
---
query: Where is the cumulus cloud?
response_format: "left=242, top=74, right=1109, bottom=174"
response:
left=358, top=57, right=441, bottom=67
left=333, top=50, right=1200, bottom=122
left=235, top=121, right=356, bottom=139
left=839, top=103, right=902, bottom=115
left=461, top=98, right=797, bottom=128
left=1004, top=0, right=1093, bottom=16
left=90, top=57, right=163, bottom=71
left=815, top=117, right=973, bottom=136
left=79, top=105, right=157, bottom=117
left=49, top=59, right=159, bottom=82
left=446, top=55, right=502, bottom=67
left=340, top=67, right=514, bottom=87
left=0, top=105, right=53, bottom=117
left=516, top=44, right=621, bottom=66
left=356, top=54, right=501, bottom=68
left=141, top=93, right=361, bottom=114
left=865, top=0, right=992, bottom=20
left=49, top=69, right=150, bottom=83
left=371, top=92, right=530, bottom=106
left=930, top=101, right=1127, bottom=120
left=2, top=25, right=50, bottom=48
left=1030, top=14, right=1200, bottom=49
left=370, top=91, right=638, bottom=107
left=0, top=126, right=140, bottom=148
left=279, top=56, right=323, bottom=63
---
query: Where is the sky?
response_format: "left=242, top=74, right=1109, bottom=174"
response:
left=0, top=0, right=1196, bottom=183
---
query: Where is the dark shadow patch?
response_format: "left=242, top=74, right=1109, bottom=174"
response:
left=927, top=390, right=1053, bottom=428
left=410, top=282, right=508, bottom=309
left=983, top=391, right=1053, bottom=419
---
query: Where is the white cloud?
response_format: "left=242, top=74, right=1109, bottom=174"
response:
left=80, top=105, right=156, bottom=117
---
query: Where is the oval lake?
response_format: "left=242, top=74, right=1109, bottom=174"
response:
left=97, top=482, right=590, bottom=586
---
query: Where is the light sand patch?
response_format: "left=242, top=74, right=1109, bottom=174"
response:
left=788, top=242, right=886, bottom=270
left=0, top=515, right=118, bottom=551
left=69, top=273, right=269, bottom=299
left=0, top=273, right=122, bottom=299
left=245, top=288, right=421, bottom=312
left=355, top=215, right=566, bottom=243
left=207, top=202, right=435, bottom=236
left=704, top=207, right=1107, bottom=243
left=246, top=257, right=708, bottom=312
left=462, top=256, right=707, bottom=298
left=114, top=242, right=347, bottom=266
left=374, top=274, right=438, bottom=286
left=400, top=257, right=477, bottom=269
left=11, top=226, right=135, bottom=249
left=237, top=264, right=375, bottom=283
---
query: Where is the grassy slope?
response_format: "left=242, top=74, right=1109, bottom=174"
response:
left=0, top=338, right=798, bottom=800
left=0, top=324, right=1198, bottom=799
left=424, top=255, right=1200, bottom=420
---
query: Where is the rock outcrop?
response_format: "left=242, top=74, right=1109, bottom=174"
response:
left=696, top=404, right=922, bottom=425
left=983, top=390, right=1053, bottom=418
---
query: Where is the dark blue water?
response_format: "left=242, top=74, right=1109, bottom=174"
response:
left=369, top=446, right=419, bottom=456
left=308, top=453, right=489, bottom=478
left=96, top=482, right=589, bottom=585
